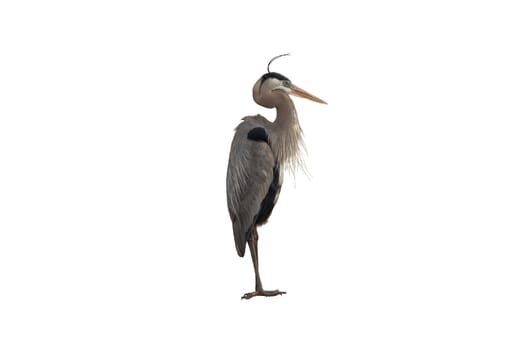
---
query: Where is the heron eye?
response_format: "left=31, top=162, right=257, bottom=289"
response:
left=283, top=81, right=292, bottom=88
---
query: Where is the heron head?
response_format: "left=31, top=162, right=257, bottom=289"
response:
left=253, top=72, right=327, bottom=108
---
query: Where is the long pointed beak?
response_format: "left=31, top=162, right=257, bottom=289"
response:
left=290, top=84, right=327, bottom=104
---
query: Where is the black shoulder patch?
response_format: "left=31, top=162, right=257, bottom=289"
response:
left=247, top=127, right=269, bottom=143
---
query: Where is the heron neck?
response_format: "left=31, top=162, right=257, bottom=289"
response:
left=273, top=94, right=298, bottom=128
left=271, top=94, right=305, bottom=173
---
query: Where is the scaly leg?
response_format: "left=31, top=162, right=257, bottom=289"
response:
left=242, top=227, right=286, bottom=300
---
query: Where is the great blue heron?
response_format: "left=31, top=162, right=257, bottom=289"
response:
left=226, top=54, right=327, bottom=299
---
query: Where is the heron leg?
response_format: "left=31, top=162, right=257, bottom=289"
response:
left=249, top=227, right=263, bottom=292
left=242, top=227, right=286, bottom=300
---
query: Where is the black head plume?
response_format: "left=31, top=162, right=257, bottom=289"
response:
left=267, top=53, right=290, bottom=73
left=261, top=53, right=291, bottom=84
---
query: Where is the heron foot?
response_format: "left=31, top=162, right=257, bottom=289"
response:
left=241, top=290, right=286, bottom=300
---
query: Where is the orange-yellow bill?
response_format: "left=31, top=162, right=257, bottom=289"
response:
left=290, top=84, right=327, bottom=104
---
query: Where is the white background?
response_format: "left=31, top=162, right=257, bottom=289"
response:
left=1, top=1, right=526, bottom=349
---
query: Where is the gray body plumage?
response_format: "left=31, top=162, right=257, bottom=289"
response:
left=226, top=116, right=281, bottom=257
left=226, top=111, right=305, bottom=256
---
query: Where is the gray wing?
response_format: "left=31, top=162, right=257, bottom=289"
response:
left=226, top=120, right=276, bottom=257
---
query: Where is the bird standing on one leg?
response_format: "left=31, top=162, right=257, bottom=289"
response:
left=226, top=54, right=327, bottom=300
